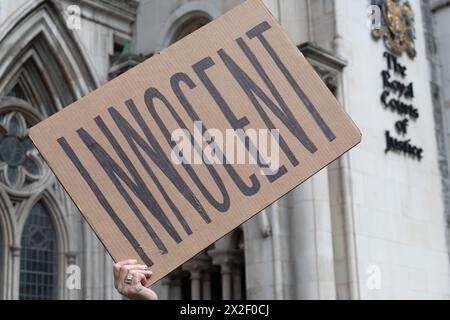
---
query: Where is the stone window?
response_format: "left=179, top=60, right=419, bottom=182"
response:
left=19, top=201, right=58, bottom=300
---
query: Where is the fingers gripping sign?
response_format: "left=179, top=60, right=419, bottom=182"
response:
left=113, top=259, right=158, bottom=300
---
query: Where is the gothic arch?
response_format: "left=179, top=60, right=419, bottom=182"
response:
left=0, top=97, right=42, bottom=299
left=0, top=0, right=98, bottom=105
left=0, top=0, right=97, bottom=299
left=0, top=97, right=72, bottom=299
left=17, top=189, right=70, bottom=256
left=20, top=190, right=71, bottom=299
left=19, top=193, right=67, bottom=299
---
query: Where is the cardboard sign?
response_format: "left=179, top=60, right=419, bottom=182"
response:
left=29, top=0, right=361, bottom=286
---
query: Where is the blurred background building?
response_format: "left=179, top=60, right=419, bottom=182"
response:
left=0, top=0, right=449, bottom=300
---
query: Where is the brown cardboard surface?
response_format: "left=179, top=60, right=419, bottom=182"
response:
left=29, top=0, right=361, bottom=286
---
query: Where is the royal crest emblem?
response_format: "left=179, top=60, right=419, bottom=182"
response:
left=371, top=0, right=416, bottom=58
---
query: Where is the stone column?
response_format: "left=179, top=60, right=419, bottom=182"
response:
left=209, top=249, right=241, bottom=300
left=286, top=169, right=336, bottom=299
left=221, top=262, right=232, bottom=300
left=232, top=262, right=242, bottom=300
left=202, top=271, right=211, bottom=300
left=10, top=245, right=21, bottom=300
left=242, top=214, right=276, bottom=299
left=182, top=253, right=211, bottom=300
left=190, top=269, right=202, bottom=300
left=158, top=276, right=171, bottom=300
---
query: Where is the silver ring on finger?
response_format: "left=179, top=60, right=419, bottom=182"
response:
left=125, top=273, right=133, bottom=284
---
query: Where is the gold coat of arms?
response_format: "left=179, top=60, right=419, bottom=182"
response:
left=371, top=0, right=416, bottom=58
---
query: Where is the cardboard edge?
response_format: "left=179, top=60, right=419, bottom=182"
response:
left=144, top=136, right=362, bottom=287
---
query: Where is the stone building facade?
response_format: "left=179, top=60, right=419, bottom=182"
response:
left=0, top=0, right=449, bottom=300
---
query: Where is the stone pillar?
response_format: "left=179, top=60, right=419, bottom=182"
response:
left=232, top=263, right=242, bottom=300
left=182, top=253, right=211, bottom=300
left=10, top=245, right=21, bottom=300
left=190, top=269, right=202, bottom=300
left=158, top=276, right=171, bottom=300
left=242, top=214, right=276, bottom=300
left=286, top=169, right=336, bottom=299
left=202, top=271, right=211, bottom=300
left=209, top=249, right=242, bottom=300
left=221, top=262, right=232, bottom=300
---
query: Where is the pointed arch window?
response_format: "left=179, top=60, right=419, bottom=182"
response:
left=19, top=201, right=58, bottom=300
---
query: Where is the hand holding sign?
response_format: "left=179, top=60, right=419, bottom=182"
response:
left=113, top=259, right=158, bottom=300
left=29, top=0, right=361, bottom=287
